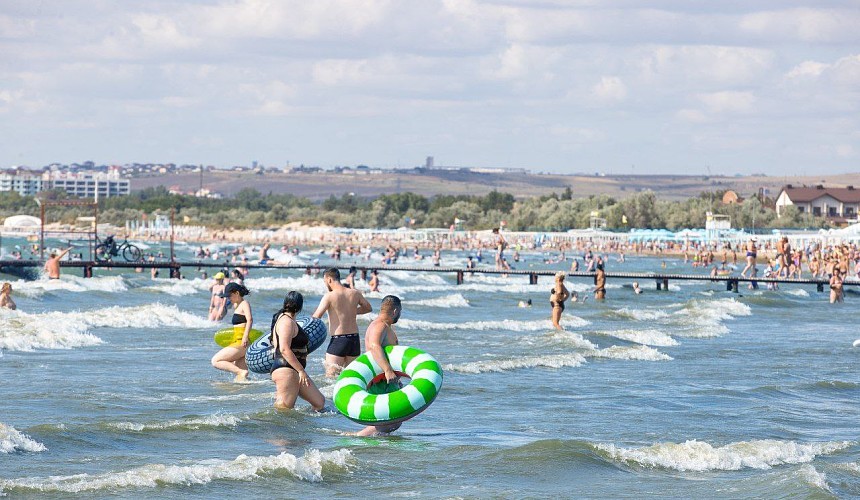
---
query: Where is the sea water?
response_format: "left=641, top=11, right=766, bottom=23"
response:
left=1, top=241, right=858, bottom=498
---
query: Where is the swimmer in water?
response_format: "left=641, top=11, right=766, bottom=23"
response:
left=518, top=298, right=532, bottom=308
left=208, top=272, right=228, bottom=321
left=210, top=282, right=252, bottom=382
left=550, top=271, right=570, bottom=330
left=356, top=295, right=404, bottom=437
left=369, top=269, right=380, bottom=292
left=270, top=291, right=325, bottom=411
left=0, top=282, right=17, bottom=310
left=632, top=281, right=642, bottom=295
left=44, top=247, right=73, bottom=279
left=312, top=268, right=373, bottom=378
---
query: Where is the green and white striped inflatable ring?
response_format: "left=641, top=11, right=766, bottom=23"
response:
left=333, top=345, right=443, bottom=426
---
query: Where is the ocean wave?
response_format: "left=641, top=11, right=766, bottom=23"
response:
left=608, top=308, right=670, bottom=322
left=144, top=278, right=211, bottom=296
left=408, top=294, right=470, bottom=308
left=0, top=304, right=211, bottom=351
left=796, top=464, right=832, bottom=494
left=542, top=331, right=599, bottom=350
left=107, top=414, right=245, bottom=432
left=588, top=345, right=673, bottom=361
left=594, top=329, right=678, bottom=347
left=595, top=439, right=852, bottom=472
left=398, top=316, right=589, bottom=332
left=786, top=289, right=810, bottom=297
left=443, top=353, right=586, bottom=374
left=0, top=309, right=102, bottom=351
left=0, top=449, right=352, bottom=494
left=670, top=298, right=751, bottom=338
left=12, top=276, right=128, bottom=297
left=50, top=303, right=213, bottom=330
left=243, top=275, right=326, bottom=295
left=0, top=423, right=47, bottom=453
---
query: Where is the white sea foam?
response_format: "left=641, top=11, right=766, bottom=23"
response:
left=0, top=423, right=47, bottom=453
left=243, top=275, right=326, bottom=295
left=398, top=316, right=589, bottom=332
left=0, top=449, right=352, bottom=493
left=0, top=309, right=102, bottom=351
left=671, top=298, right=751, bottom=338
left=543, top=331, right=599, bottom=350
left=588, top=345, right=673, bottom=361
left=0, top=304, right=211, bottom=352
left=796, top=464, right=832, bottom=493
left=613, top=308, right=670, bottom=321
left=596, top=329, right=679, bottom=347
left=409, top=294, right=470, bottom=308
left=12, top=276, right=128, bottom=297
left=443, top=353, right=587, bottom=373
left=840, top=462, right=860, bottom=474
left=144, top=278, right=210, bottom=296
left=108, top=414, right=244, bottom=432
left=596, top=439, right=852, bottom=472
left=786, top=289, right=810, bottom=297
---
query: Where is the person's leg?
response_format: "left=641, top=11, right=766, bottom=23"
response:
left=211, top=347, right=249, bottom=381
left=298, top=378, right=326, bottom=410
left=551, top=306, right=561, bottom=330
left=272, top=369, right=300, bottom=409
left=325, top=353, right=347, bottom=378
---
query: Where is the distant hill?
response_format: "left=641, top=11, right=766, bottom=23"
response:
left=130, top=169, right=860, bottom=202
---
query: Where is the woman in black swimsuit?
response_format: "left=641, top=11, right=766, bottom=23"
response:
left=210, top=282, right=253, bottom=382
left=550, top=271, right=570, bottom=330
left=270, top=291, right=325, bottom=410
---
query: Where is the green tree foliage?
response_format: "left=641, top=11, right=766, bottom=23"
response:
left=0, top=188, right=834, bottom=231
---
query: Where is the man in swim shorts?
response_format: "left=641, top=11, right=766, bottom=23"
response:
left=44, top=247, right=73, bottom=279
left=313, top=268, right=373, bottom=378
left=356, top=294, right=403, bottom=437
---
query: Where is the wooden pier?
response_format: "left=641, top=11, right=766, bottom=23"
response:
left=0, top=259, right=853, bottom=294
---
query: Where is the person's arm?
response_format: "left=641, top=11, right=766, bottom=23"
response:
left=241, top=302, right=253, bottom=347
left=277, top=319, right=310, bottom=385
left=560, top=284, right=570, bottom=302
left=366, top=323, right=396, bottom=383
left=57, top=247, right=73, bottom=260
left=312, top=295, right=328, bottom=319
left=356, top=293, right=372, bottom=315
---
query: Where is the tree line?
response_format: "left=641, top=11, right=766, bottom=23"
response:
left=0, top=186, right=827, bottom=232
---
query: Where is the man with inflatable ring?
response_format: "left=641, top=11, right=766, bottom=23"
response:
left=312, top=268, right=373, bottom=378
left=356, top=294, right=403, bottom=436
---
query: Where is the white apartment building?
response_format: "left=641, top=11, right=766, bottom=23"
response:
left=41, top=171, right=131, bottom=198
left=0, top=174, right=44, bottom=196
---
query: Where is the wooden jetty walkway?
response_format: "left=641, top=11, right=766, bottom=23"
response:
left=0, top=259, right=853, bottom=294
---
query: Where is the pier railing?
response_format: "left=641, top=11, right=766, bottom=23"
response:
left=0, top=259, right=853, bottom=293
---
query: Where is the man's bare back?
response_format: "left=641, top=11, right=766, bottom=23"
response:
left=315, top=287, right=370, bottom=335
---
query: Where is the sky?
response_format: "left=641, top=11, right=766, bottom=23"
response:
left=1, top=0, right=859, bottom=175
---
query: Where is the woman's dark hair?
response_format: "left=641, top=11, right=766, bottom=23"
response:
left=349, top=266, right=357, bottom=274
left=271, top=291, right=303, bottom=334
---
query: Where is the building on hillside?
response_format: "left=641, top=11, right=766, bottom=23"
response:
left=42, top=170, right=131, bottom=198
left=775, top=185, right=860, bottom=222
left=0, top=173, right=44, bottom=196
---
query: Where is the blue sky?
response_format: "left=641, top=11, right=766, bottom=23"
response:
left=1, top=0, right=858, bottom=175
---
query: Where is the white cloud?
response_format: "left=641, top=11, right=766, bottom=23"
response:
left=592, top=76, right=627, bottom=102
left=0, top=1, right=858, bottom=173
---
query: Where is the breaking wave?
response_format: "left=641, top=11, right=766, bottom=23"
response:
left=0, top=449, right=352, bottom=494
left=443, top=353, right=587, bottom=373
left=398, top=317, right=589, bottom=332
left=107, top=413, right=244, bottom=432
left=409, top=294, right=470, bottom=308
left=595, top=439, right=851, bottom=472
left=0, top=423, right=47, bottom=454
left=12, top=276, right=128, bottom=297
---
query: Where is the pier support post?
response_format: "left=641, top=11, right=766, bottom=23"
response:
left=456, top=270, right=464, bottom=285
left=305, top=267, right=311, bottom=276
left=170, top=265, right=180, bottom=279
left=817, top=283, right=824, bottom=293
left=656, top=280, right=662, bottom=291
left=529, top=273, right=538, bottom=285
left=726, top=280, right=733, bottom=292
left=361, top=269, right=367, bottom=281
left=662, top=278, right=669, bottom=291
left=83, top=265, right=93, bottom=278
left=731, top=280, right=739, bottom=293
